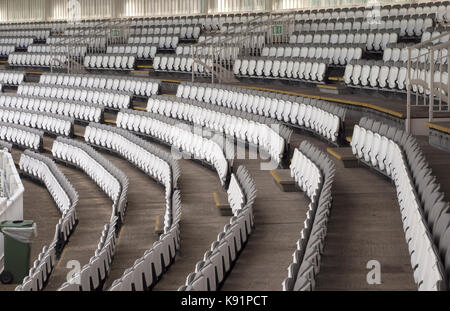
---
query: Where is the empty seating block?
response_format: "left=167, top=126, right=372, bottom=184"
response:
left=146, top=96, right=291, bottom=166
left=16, top=150, right=78, bottom=291
left=0, top=122, right=43, bottom=150
left=0, top=108, right=73, bottom=137
left=0, top=93, right=103, bottom=123
left=116, top=109, right=231, bottom=186
left=17, top=83, right=132, bottom=110
left=177, top=82, right=346, bottom=144
left=39, top=73, right=160, bottom=97
left=8, top=53, right=67, bottom=68
left=283, top=141, right=335, bottom=291
left=178, top=166, right=256, bottom=291
left=84, top=54, right=136, bottom=71
left=350, top=117, right=449, bottom=290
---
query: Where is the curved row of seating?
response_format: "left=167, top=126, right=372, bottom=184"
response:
left=0, top=70, right=25, bottom=85
left=80, top=124, right=183, bottom=291
left=83, top=54, right=136, bottom=71
left=0, top=107, right=73, bottom=137
left=27, top=44, right=87, bottom=57
left=283, top=140, right=335, bottom=291
left=17, top=83, right=132, bottom=110
left=16, top=150, right=79, bottom=291
left=0, top=44, right=15, bottom=56
left=127, top=36, right=179, bottom=49
left=146, top=96, right=291, bottom=165
left=130, top=24, right=201, bottom=39
left=234, top=57, right=328, bottom=82
left=178, top=166, right=256, bottom=291
left=177, top=83, right=346, bottom=143
left=0, top=122, right=43, bottom=150
left=289, top=30, right=398, bottom=51
left=351, top=118, right=449, bottom=290
left=8, top=53, right=67, bottom=68
left=106, top=44, right=158, bottom=60
left=0, top=37, right=33, bottom=48
left=52, top=138, right=129, bottom=291
left=39, top=73, right=160, bottom=98
left=116, top=109, right=230, bottom=186
left=0, top=93, right=103, bottom=124
left=84, top=123, right=176, bottom=197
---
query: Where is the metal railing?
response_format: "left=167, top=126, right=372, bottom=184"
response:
left=407, top=29, right=450, bottom=133
left=49, top=19, right=131, bottom=74
left=190, top=13, right=295, bottom=84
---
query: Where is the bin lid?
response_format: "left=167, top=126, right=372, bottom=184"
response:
left=0, top=220, right=34, bottom=230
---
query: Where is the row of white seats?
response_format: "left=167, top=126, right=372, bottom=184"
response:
left=197, top=34, right=265, bottom=50
left=52, top=138, right=127, bottom=209
left=85, top=124, right=173, bottom=198
left=106, top=44, right=158, bottom=59
left=234, top=57, right=328, bottom=82
left=0, top=37, right=33, bottom=48
left=0, top=108, right=73, bottom=137
left=0, top=44, right=15, bottom=56
left=129, top=24, right=201, bottom=39
left=0, top=29, right=49, bottom=40
left=52, top=139, right=128, bottom=291
left=82, top=125, right=182, bottom=291
left=289, top=30, right=398, bottom=51
left=383, top=45, right=448, bottom=64
left=127, top=36, right=179, bottom=49
left=0, top=122, right=42, bottom=150
left=283, top=140, right=335, bottom=291
left=39, top=73, right=160, bottom=97
left=59, top=216, right=119, bottom=291
left=293, top=14, right=434, bottom=37
left=179, top=166, right=256, bottom=291
left=421, top=27, right=450, bottom=43
left=116, top=109, right=230, bottom=186
left=351, top=119, right=449, bottom=290
left=0, top=70, right=24, bottom=85
left=84, top=54, right=136, bottom=71
left=16, top=151, right=78, bottom=291
left=8, top=53, right=67, bottom=68
left=18, top=150, right=79, bottom=287
left=345, top=60, right=448, bottom=95
left=345, top=61, right=408, bottom=91
left=177, top=83, right=345, bottom=143
left=146, top=96, right=288, bottom=165
left=47, top=36, right=107, bottom=49
left=27, top=44, right=87, bottom=57
left=153, top=54, right=207, bottom=74
left=0, top=94, right=103, bottom=124
left=17, top=83, right=132, bottom=110
left=262, top=44, right=363, bottom=62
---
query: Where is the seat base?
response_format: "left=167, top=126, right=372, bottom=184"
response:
left=327, top=147, right=358, bottom=168
left=213, top=192, right=233, bottom=216
left=270, top=169, right=297, bottom=192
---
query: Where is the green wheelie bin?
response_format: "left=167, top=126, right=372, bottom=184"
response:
left=0, top=220, right=36, bottom=284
